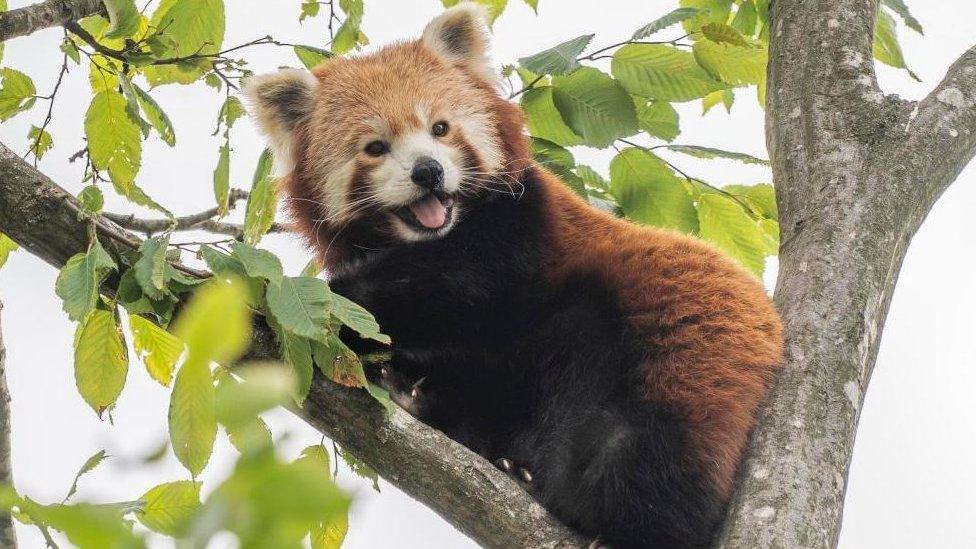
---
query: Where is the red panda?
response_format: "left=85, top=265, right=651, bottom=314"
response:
left=245, top=4, right=783, bottom=547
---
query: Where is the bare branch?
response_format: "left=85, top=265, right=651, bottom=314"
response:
left=0, top=301, right=16, bottom=548
left=906, top=44, right=976, bottom=209
left=0, top=0, right=103, bottom=42
left=103, top=189, right=249, bottom=235
left=0, top=141, right=587, bottom=548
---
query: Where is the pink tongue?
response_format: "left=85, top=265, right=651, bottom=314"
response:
left=409, top=194, right=448, bottom=229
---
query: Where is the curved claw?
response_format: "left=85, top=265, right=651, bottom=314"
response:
left=493, top=457, right=514, bottom=473
left=517, top=467, right=533, bottom=483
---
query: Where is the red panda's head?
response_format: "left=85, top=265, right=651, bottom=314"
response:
left=244, top=3, right=530, bottom=267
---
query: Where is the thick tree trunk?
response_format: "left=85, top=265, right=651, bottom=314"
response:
left=718, top=1, right=976, bottom=547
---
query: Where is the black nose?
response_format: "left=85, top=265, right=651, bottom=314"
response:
left=410, top=156, right=444, bottom=190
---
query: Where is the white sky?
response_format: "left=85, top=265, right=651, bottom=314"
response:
left=0, top=1, right=973, bottom=547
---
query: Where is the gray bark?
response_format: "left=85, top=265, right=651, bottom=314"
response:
left=0, top=300, right=16, bottom=548
left=717, top=1, right=976, bottom=547
left=0, top=143, right=586, bottom=548
left=0, top=0, right=103, bottom=42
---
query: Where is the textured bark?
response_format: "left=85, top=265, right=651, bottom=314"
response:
left=0, top=301, right=16, bottom=548
left=717, top=2, right=976, bottom=547
left=0, top=143, right=586, bottom=548
left=0, top=0, right=103, bottom=42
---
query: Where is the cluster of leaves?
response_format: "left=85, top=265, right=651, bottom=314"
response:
left=505, top=0, right=922, bottom=276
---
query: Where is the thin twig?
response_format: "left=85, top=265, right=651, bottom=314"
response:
left=102, top=188, right=251, bottom=236
left=27, top=36, right=70, bottom=166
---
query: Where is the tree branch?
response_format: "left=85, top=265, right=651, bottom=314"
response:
left=0, top=142, right=587, bottom=548
left=0, top=301, right=16, bottom=548
left=0, top=0, right=104, bottom=42
left=906, top=44, right=976, bottom=209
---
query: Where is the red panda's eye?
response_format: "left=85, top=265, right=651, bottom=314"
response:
left=432, top=121, right=449, bottom=137
left=364, top=140, right=388, bottom=156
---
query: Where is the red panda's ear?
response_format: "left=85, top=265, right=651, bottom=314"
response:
left=422, top=3, right=496, bottom=84
left=243, top=68, right=318, bottom=172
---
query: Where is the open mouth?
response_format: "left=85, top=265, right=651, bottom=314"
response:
left=393, top=191, right=457, bottom=232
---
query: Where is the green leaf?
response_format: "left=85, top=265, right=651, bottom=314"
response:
left=692, top=34, right=767, bottom=87
left=731, top=0, right=758, bottom=37
left=213, top=143, right=230, bottom=215
left=134, top=235, right=171, bottom=300
left=518, top=34, right=593, bottom=76
left=74, top=308, right=129, bottom=415
left=531, top=138, right=585, bottom=196
left=339, top=447, right=379, bottom=491
left=145, top=0, right=226, bottom=86
left=215, top=370, right=274, bottom=453
left=311, top=512, right=348, bottom=549
left=28, top=125, right=53, bottom=160
left=632, top=7, right=702, bottom=39
left=679, top=0, right=732, bottom=33
left=231, top=241, right=283, bottom=285
left=612, top=44, right=727, bottom=102
left=102, top=0, right=141, bottom=39
left=86, top=91, right=151, bottom=206
left=0, top=68, right=36, bottom=122
left=55, top=237, right=117, bottom=322
left=664, top=144, right=769, bottom=165
left=215, top=364, right=296, bottom=427
left=61, top=36, right=81, bottom=64
left=19, top=500, right=142, bottom=548
left=277, top=330, right=314, bottom=403
left=521, top=86, right=583, bottom=146
left=609, top=147, right=698, bottom=233
left=882, top=0, right=923, bottom=35
left=697, top=193, right=773, bottom=276
left=244, top=148, right=279, bottom=245
left=265, top=276, right=333, bottom=341
left=133, top=84, right=176, bottom=146
left=873, top=9, right=919, bottom=81
left=88, top=55, right=120, bottom=93
left=521, top=0, right=538, bottom=13
left=173, top=277, right=251, bottom=368
left=700, top=22, right=749, bottom=47
left=331, top=292, right=390, bottom=344
left=299, top=0, right=321, bottom=21
left=135, top=481, right=201, bottom=536
left=63, top=449, right=109, bottom=503
left=169, top=354, right=216, bottom=476
left=702, top=89, right=734, bottom=114
left=294, top=45, right=332, bottom=69
left=218, top=95, right=246, bottom=130
left=551, top=67, right=638, bottom=148
left=636, top=100, right=680, bottom=142
left=723, top=183, right=777, bottom=220
left=333, top=0, right=367, bottom=54
left=575, top=165, right=609, bottom=192
left=129, top=314, right=183, bottom=386
left=0, top=233, right=17, bottom=270
left=78, top=185, right=105, bottom=213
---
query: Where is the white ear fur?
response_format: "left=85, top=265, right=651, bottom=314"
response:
left=243, top=69, right=319, bottom=173
left=421, top=3, right=496, bottom=84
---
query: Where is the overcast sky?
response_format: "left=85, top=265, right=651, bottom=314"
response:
left=1, top=1, right=974, bottom=547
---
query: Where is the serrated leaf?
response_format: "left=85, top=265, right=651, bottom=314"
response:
left=311, top=333, right=363, bottom=387
left=333, top=0, right=367, bottom=53
left=213, top=143, right=230, bottom=215
left=78, top=185, right=105, bottom=213
left=86, top=91, right=152, bottom=206
left=692, top=34, right=767, bottom=87
left=145, top=0, right=225, bottom=86
left=882, top=0, right=923, bottom=35
left=723, top=183, right=777, bottom=220
left=265, top=276, right=333, bottom=341
left=218, top=95, right=246, bottom=130
left=231, top=241, right=283, bottom=285
left=27, top=125, right=53, bottom=160
left=636, top=100, right=680, bottom=142
left=74, top=308, right=129, bottom=415
left=294, top=45, right=332, bottom=69
left=135, top=480, right=201, bottom=535
left=88, top=54, right=120, bottom=93
left=700, top=22, right=749, bottom=47
left=697, top=193, right=773, bottom=276
left=61, top=37, right=81, bottom=64
left=130, top=314, right=183, bottom=386
left=664, top=144, right=769, bottom=165
left=632, top=7, right=701, bottom=39
left=531, top=138, right=585, bottom=197
left=702, top=89, right=734, bottom=114
left=0, top=68, right=36, bottom=122
left=575, top=165, right=609, bottom=192
left=609, top=147, right=698, bottom=233
left=518, top=34, right=593, bottom=76
left=169, top=356, right=216, bottom=476
left=521, top=86, right=583, bottom=146
left=731, top=0, right=758, bottom=37
left=55, top=237, right=117, bottom=322
left=873, top=9, right=919, bottom=81
left=133, top=84, right=176, bottom=146
left=63, top=449, right=108, bottom=502
left=134, top=235, right=171, bottom=300
left=680, top=0, right=732, bottom=33
left=612, top=44, right=727, bottom=102
left=0, top=233, right=17, bottom=270
left=300, top=0, right=321, bottom=22
left=278, top=330, right=314, bottom=403
left=551, top=67, right=638, bottom=148
left=330, top=292, right=390, bottom=344
left=103, top=0, right=140, bottom=39
left=244, top=149, right=279, bottom=245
